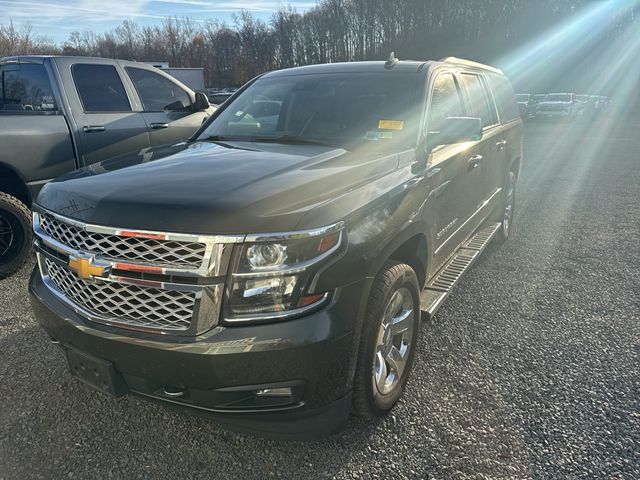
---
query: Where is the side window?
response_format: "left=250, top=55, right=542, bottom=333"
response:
left=72, top=64, right=131, bottom=112
left=125, top=67, right=191, bottom=112
left=488, top=74, right=519, bottom=122
left=0, top=64, right=57, bottom=113
left=459, top=73, right=498, bottom=128
left=428, top=73, right=466, bottom=135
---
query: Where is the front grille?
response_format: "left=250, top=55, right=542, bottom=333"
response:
left=39, top=213, right=206, bottom=269
left=45, top=259, right=196, bottom=331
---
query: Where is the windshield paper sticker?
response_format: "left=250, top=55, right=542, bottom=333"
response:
left=378, top=120, right=404, bottom=130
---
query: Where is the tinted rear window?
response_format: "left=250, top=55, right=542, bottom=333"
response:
left=487, top=74, right=520, bottom=123
left=0, top=64, right=57, bottom=113
left=459, top=73, right=498, bottom=128
left=72, top=64, right=131, bottom=112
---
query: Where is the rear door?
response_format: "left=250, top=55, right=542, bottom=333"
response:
left=0, top=60, right=76, bottom=189
left=62, top=62, right=150, bottom=166
left=458, top=72, right=504, bottom=214
left=124, top=66, right=209, bottom=146
left=425, top=72, right=485, bottom=270
left=487, top=73, right=522, bottom=187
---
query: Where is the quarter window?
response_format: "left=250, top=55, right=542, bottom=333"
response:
left=488, top=74, right=520, bottom=122
left=72, top=64, right=131, bottom=112
left=0, top=64, right=57, bottom=113
left=126, top=67, right=191, bottom=112
left=459, top=73, right=498, bottom=128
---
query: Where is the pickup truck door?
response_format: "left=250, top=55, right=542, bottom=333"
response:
left=0, top=60, right=76, bottom=196
left=425, top=72, right=485, bottom=271
left=124, top=67, right=209, bottom=146
left=60, top=62, right=150, bottom=166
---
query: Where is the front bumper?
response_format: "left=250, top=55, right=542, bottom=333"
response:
left=29, top=268, right=371, bottom=438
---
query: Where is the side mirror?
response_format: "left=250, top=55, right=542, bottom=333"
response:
left=429, top=116, right=483, bottom=149
left=194, top=91, right=210, bottom=111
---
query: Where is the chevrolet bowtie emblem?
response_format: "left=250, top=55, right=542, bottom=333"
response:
left=68, top=255, right=110, bottom=280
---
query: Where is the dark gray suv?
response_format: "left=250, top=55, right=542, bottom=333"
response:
left=30, top=56, right=523, bottom=438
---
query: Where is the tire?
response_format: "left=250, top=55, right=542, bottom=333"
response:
left=0, top=192, right=33, bottom=279
left=353, top=261, right=421, bottom=418
left=495, top=170, right=517, bottom=244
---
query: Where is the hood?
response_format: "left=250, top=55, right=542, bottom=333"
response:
left=37, top=140, right=400, bottom=234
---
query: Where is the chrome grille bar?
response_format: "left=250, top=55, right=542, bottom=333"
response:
left=39, top=212, right=207, bottom=269
left=33, top=206, right=243, bottom=336
left=45, top=259, right=196, bottom=331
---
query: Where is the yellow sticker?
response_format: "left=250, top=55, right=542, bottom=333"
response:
left=378, top=120, right=404, bottom=130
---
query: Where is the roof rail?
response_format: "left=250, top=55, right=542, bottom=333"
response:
left=439, top=57, right=503, bottom=74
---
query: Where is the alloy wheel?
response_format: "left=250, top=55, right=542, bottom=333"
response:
left=372, top=287, right=416, bottom=397
left=0, top=212, right=16, bottom=259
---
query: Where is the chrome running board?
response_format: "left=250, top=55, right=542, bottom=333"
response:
left=420, top=222, right=502, bottom=318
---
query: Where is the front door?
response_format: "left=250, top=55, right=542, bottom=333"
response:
left=124, top=67, right=209, bottom=146
left=68, top=63, right=150, bottom=166
left=425, top=72, right=485, bottom=271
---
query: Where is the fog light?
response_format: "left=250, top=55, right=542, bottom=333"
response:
left=255, top=387, right=293, bottom=398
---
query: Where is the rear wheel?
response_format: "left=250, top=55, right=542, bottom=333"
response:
left=353, top=261, right=421, bottom=418
left=0, top=192, right=32, bottom=279
left=495, top=170, right=517, bottom=244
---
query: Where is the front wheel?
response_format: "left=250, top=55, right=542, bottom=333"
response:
left=0, top=192, right=33, bottom=279
left=495, top=170, right=517, bottom=244
left=353, top=261, right=421, bottom=418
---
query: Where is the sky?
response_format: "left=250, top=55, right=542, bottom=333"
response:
left=0, top=0, right=316, bottom=42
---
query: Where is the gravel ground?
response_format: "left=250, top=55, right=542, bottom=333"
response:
left=1, top=114, right=639, bottom=479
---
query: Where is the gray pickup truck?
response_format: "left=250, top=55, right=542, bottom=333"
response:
left=0, top=55, right=213, bottom=277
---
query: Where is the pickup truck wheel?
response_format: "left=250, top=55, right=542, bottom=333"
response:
left=0, top=192, right=32, bottom=279
left=353, top=261, right=421, bottom=418
left=495, top=170, right=517, bottom=244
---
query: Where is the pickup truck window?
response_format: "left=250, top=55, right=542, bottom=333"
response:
left=0, top=64, right=57, bottom=113
left=428, top=73, right=467, bottom=136
left=72, top=64, right=132, bottom=113
left=125, top=67, right=192, bottom=112
left=199, top=72, right=420, bottom=150
left=459, top=73, right=498, bottom=128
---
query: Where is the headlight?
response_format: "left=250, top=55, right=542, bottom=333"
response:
left=224, top=223, right=344, bottom=322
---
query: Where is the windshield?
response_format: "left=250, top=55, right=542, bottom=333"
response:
left=516, top=94, right=530, bottom=102
left=545, top=94, right=572, bottom=102
left=198, top=73, right=421, bottom=150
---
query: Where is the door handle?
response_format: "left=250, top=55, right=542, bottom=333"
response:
left=82, top=125, right=105, bottom=133
left=150, top=123, right=170, bottom=130
left=468, top=154, right=483, bottom=169
left=496, top=140, right=507, bottom=150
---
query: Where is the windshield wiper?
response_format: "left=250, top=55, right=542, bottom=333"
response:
left=203, top=134, right=244, bottom=142
left=250, top=135, right=338, bottom=148
left=203, top=134, right=338, bottom=148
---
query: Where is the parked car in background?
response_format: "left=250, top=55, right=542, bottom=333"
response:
left=207, top=92, right=234, bottom=105
left=575, top=94, right=590, bottom=105
left=0, top=55, right=214, bottom=278
left=535, top=92, right=582, bottom=119
left=532, top=93, right=548, bottom=105
left=30, top=56, right=523, bottom=438
left=516, top=93, right=535, bottom=119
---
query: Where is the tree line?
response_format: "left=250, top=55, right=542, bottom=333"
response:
left=1, top=0, right=638, bottom=93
